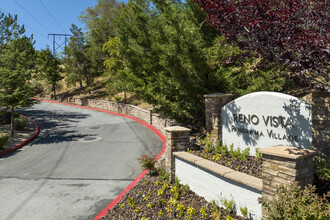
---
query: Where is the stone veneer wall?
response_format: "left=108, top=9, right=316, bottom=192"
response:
left=259, top=146, right=315, bottom=203
left=204, top=93, right=233, bottom=140
left=164, top=127, right=191, bottom=180
left=299, top=91, right=329, bottom=159
left=73, top=98, right=175, bottom=135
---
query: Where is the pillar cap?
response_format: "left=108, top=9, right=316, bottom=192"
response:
left=203, top=93, right=233, bottom=98
left=259, top=146, right=316, bottom=160
left=165, top=126, right=191, bottom=132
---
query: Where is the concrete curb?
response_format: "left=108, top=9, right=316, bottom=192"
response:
left=30, top=98, right=166, bottom=220
left=0, top=114, right=40, bottom=157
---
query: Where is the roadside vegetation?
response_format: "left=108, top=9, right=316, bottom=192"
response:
left=0, top=111, right=29, bottom=150
left=190, top=134, right=263, bottom=178
left=0, top=0, right=328, bottom=219
left=102, top=157, right=246, bottom=220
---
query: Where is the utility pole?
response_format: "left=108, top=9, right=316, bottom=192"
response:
left=48, top=33, right=71, bottom=57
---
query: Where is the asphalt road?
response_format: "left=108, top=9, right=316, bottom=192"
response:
left=0, top=101, right=163, bottom=220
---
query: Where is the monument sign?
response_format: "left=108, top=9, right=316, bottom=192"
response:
left=221, top=92, right=312, bottom=155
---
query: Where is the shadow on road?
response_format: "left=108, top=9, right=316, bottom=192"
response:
left=19, top=108, right=91, bottom=145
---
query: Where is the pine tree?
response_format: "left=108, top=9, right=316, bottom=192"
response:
left=0, top=12, right=25, bottom=48
left=0, top=36, right=36, bottom=136
left=36, top=49, right=64, bottom=99
left=111, top=0, right=286, bottom=125
left=64, top=24, right=93, bottom=91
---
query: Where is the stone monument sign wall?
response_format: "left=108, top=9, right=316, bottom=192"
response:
left=221, top=92, right=312, bottom=155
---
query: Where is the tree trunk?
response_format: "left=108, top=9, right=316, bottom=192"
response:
left=10, top=107, right=15, bottom=137
left=53, top=84, right=57, bottom=100
left=124, top=91, right=127, bottom=104
left=79, top=80, right=83, bottom=88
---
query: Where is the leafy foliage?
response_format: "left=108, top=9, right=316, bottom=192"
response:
left=239, top=206, right=248, bottom=218
left=102, top=36, right=129, bottom=98
left=196, top=0, right=329, bottom=89
left=261, top=183, right=330, bottom=219
left=0, top=133, right=9, bottom=149
left=0, top=36, right=36, bottom=109
left=138, top=153, right=156, bottom=172
left=220, top=198, right=236, bottom=213
left=314, top=155, right=330, bottom=182
left=14, top=116, right=28, bottom=131
left=109, top=0, right=287, bottom=125
left=36, top=49, right=63, bottom=99
left=0, top=14, right=37, bottom=136
left=0, top=111, right=12, bottom=124
left=64, top=24, right=94, bottom=90
left=79, top=0, right=122, bottom=76
left=0, top=12, right=25, bottom=47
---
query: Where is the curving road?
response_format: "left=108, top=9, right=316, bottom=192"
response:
left=0, top=101, right=163, bottom=220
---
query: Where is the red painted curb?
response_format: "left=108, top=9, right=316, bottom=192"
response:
left=31, top=98, right=167, bottom=220
left=0, top=114, right=40, bottom=157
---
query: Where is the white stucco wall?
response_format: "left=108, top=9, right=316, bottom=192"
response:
left=175, top=157, right=262, bottom=219
left=221, top=92, right=312, bottom=156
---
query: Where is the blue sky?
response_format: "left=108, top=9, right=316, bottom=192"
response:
left=0, top=0, right=126, bottom=51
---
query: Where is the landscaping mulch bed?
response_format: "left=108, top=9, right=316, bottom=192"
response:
left=187, top=138, right=263, bottom=179
left=190, top=150, right=262, bottom=179
left=101, top=171, right=244, bottom=220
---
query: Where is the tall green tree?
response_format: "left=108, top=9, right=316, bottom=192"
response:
left=0, top=35, right=36, bottom=136
left=111, top=0, right=286, bottom=125
left=64, top=24, right=93, bottom=91
left=80, top=0, right=122, bottom=76
left=0, top=12, right=25, bottom=48
left=103, top=36, right=130, bottom=103
left=36, top=49, right=63, bottom=99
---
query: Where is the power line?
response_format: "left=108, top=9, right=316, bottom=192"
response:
left=0, top=8, right=48, bottom=40
left=39, top=0, right=66, bottom=33
left=14, top=0, right=51, bottom=33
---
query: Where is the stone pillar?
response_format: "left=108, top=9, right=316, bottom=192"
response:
left=300, top=91, right=330, bottom=160
left=259, top=146, right=315, bottom=205
left=204, top=93, right=233, bottom=140
left=165, top=126, right=191, bottom=181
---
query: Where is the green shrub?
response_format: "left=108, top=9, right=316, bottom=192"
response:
left=114, top=96, right=122, bottom=102
left=255, top=148, right=262, bottom=159
left=220, top=198, right=236, bottom=213
left=314, top=155, right=330, bottom=182
left=159, top=170, right=170, bottom=181
left=239, top=206, right=248, bottom=218
left=138, top=153, right=156, bottom=172
left=0, top=111, right=11, bottom=124
left=220, top=144, right=228, bottom=156
left=261, top=183, right=330, bottom=219
left=0, top=133, right=10, bottom=149
left=0, top=111, right=21, bottom=125
left=198, top=133, right=214, bottom=153
left=214, top=141, right=221, bottom=154
left=14, top=117, right=28, bottom=131
left=130, top=100, right=140, bottom=106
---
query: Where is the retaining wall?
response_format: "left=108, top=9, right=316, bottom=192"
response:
left=173, top=151, right=263, bottom=219
left=73, top=98, right=175, bottom=135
